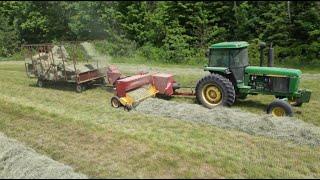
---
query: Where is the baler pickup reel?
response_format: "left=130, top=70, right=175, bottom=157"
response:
left=107, top=66, right=178, bottom=111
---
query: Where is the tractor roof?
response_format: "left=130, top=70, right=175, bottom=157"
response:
left=211, top=41, right=249, bottom=49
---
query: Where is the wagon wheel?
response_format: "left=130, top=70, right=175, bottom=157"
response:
left=37, top=79, right=44, bottom=88
left=99, top=77, right=107, bottom=85
left=76, top=84, right=83, bottom=93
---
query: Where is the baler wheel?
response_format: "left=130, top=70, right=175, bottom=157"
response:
left=196, top=73, right=235, bottom=108
left=111, top=96, right=121, bottom=108
left=267, top=99, right=293, bottom=117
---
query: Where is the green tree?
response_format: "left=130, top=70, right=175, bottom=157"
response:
left=68, top=1, right=107, bottom=40
left=288, top=1, right=320, bottom=63
left=0, top=16, right=20, bottom=57
left=163, top=19, right=192, bottom=63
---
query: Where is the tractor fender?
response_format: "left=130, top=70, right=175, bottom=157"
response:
left=209, top=71, right=237, bottom=90
left=204, top=67, right=238, bottom=91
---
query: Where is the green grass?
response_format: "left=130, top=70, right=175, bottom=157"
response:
left=0, top=61, right=320, bottom=178
left=0, top=52, right=23, bottom=61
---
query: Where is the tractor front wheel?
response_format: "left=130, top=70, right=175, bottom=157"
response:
left=267, top=99, right=293, bottom=117
left=196, top=74, right=235, bottom=108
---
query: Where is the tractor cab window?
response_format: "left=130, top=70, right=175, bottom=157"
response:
left=209, top=47, right=249, bottom=82
left=209, top=48, right=249, bottom=68
left=229, top=48, right=249, bottom=68
left=209, top=49, right=229, bottom=67
left=229, top=48, right=249, bottom=81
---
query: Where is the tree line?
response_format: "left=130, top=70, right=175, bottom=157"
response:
left=0, top=1, right=319, bottom=65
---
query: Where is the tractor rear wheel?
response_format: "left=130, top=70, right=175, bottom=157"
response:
left=196, top=74, right=235, bottom=108
left=267, top=99, right=293, bottom=117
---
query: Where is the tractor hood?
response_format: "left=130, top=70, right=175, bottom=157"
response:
left=245, top=66, right=302, bottom=77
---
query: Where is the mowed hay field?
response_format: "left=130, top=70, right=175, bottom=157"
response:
left=0, top=61, right=320, bottom=178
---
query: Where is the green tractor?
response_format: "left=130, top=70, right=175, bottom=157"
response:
left=196, top=41, right=311, bottom=117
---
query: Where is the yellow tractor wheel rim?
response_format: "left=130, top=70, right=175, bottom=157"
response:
left=202, top=84, right=222, bottom=106
left=272, top=107, right=286, bottom=117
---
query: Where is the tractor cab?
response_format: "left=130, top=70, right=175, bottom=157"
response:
left=205, top=41, right=249, bottom=83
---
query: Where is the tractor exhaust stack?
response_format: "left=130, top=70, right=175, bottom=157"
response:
left=259, top=42, right=266, bottom=67
left=268, top=42, right=274, bottom=67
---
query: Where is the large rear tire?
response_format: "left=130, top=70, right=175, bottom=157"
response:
left=196, top=74, right=235, bottom=108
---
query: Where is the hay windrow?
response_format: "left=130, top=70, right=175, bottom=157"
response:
left=0, top=133, right=87, bottom=179
left=135, top=98, right=320, bottom=146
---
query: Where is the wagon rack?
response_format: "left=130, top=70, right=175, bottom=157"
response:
left=22, top=42, right=107, bottom=93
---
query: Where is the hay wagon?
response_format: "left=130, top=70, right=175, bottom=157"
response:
left=22, top=42, right=106, bottom=93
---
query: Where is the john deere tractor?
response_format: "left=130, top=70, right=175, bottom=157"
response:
left=196, top=41, right=311, bottom=117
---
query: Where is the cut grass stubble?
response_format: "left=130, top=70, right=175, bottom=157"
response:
left=0, top=52, right=320, bottom=178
